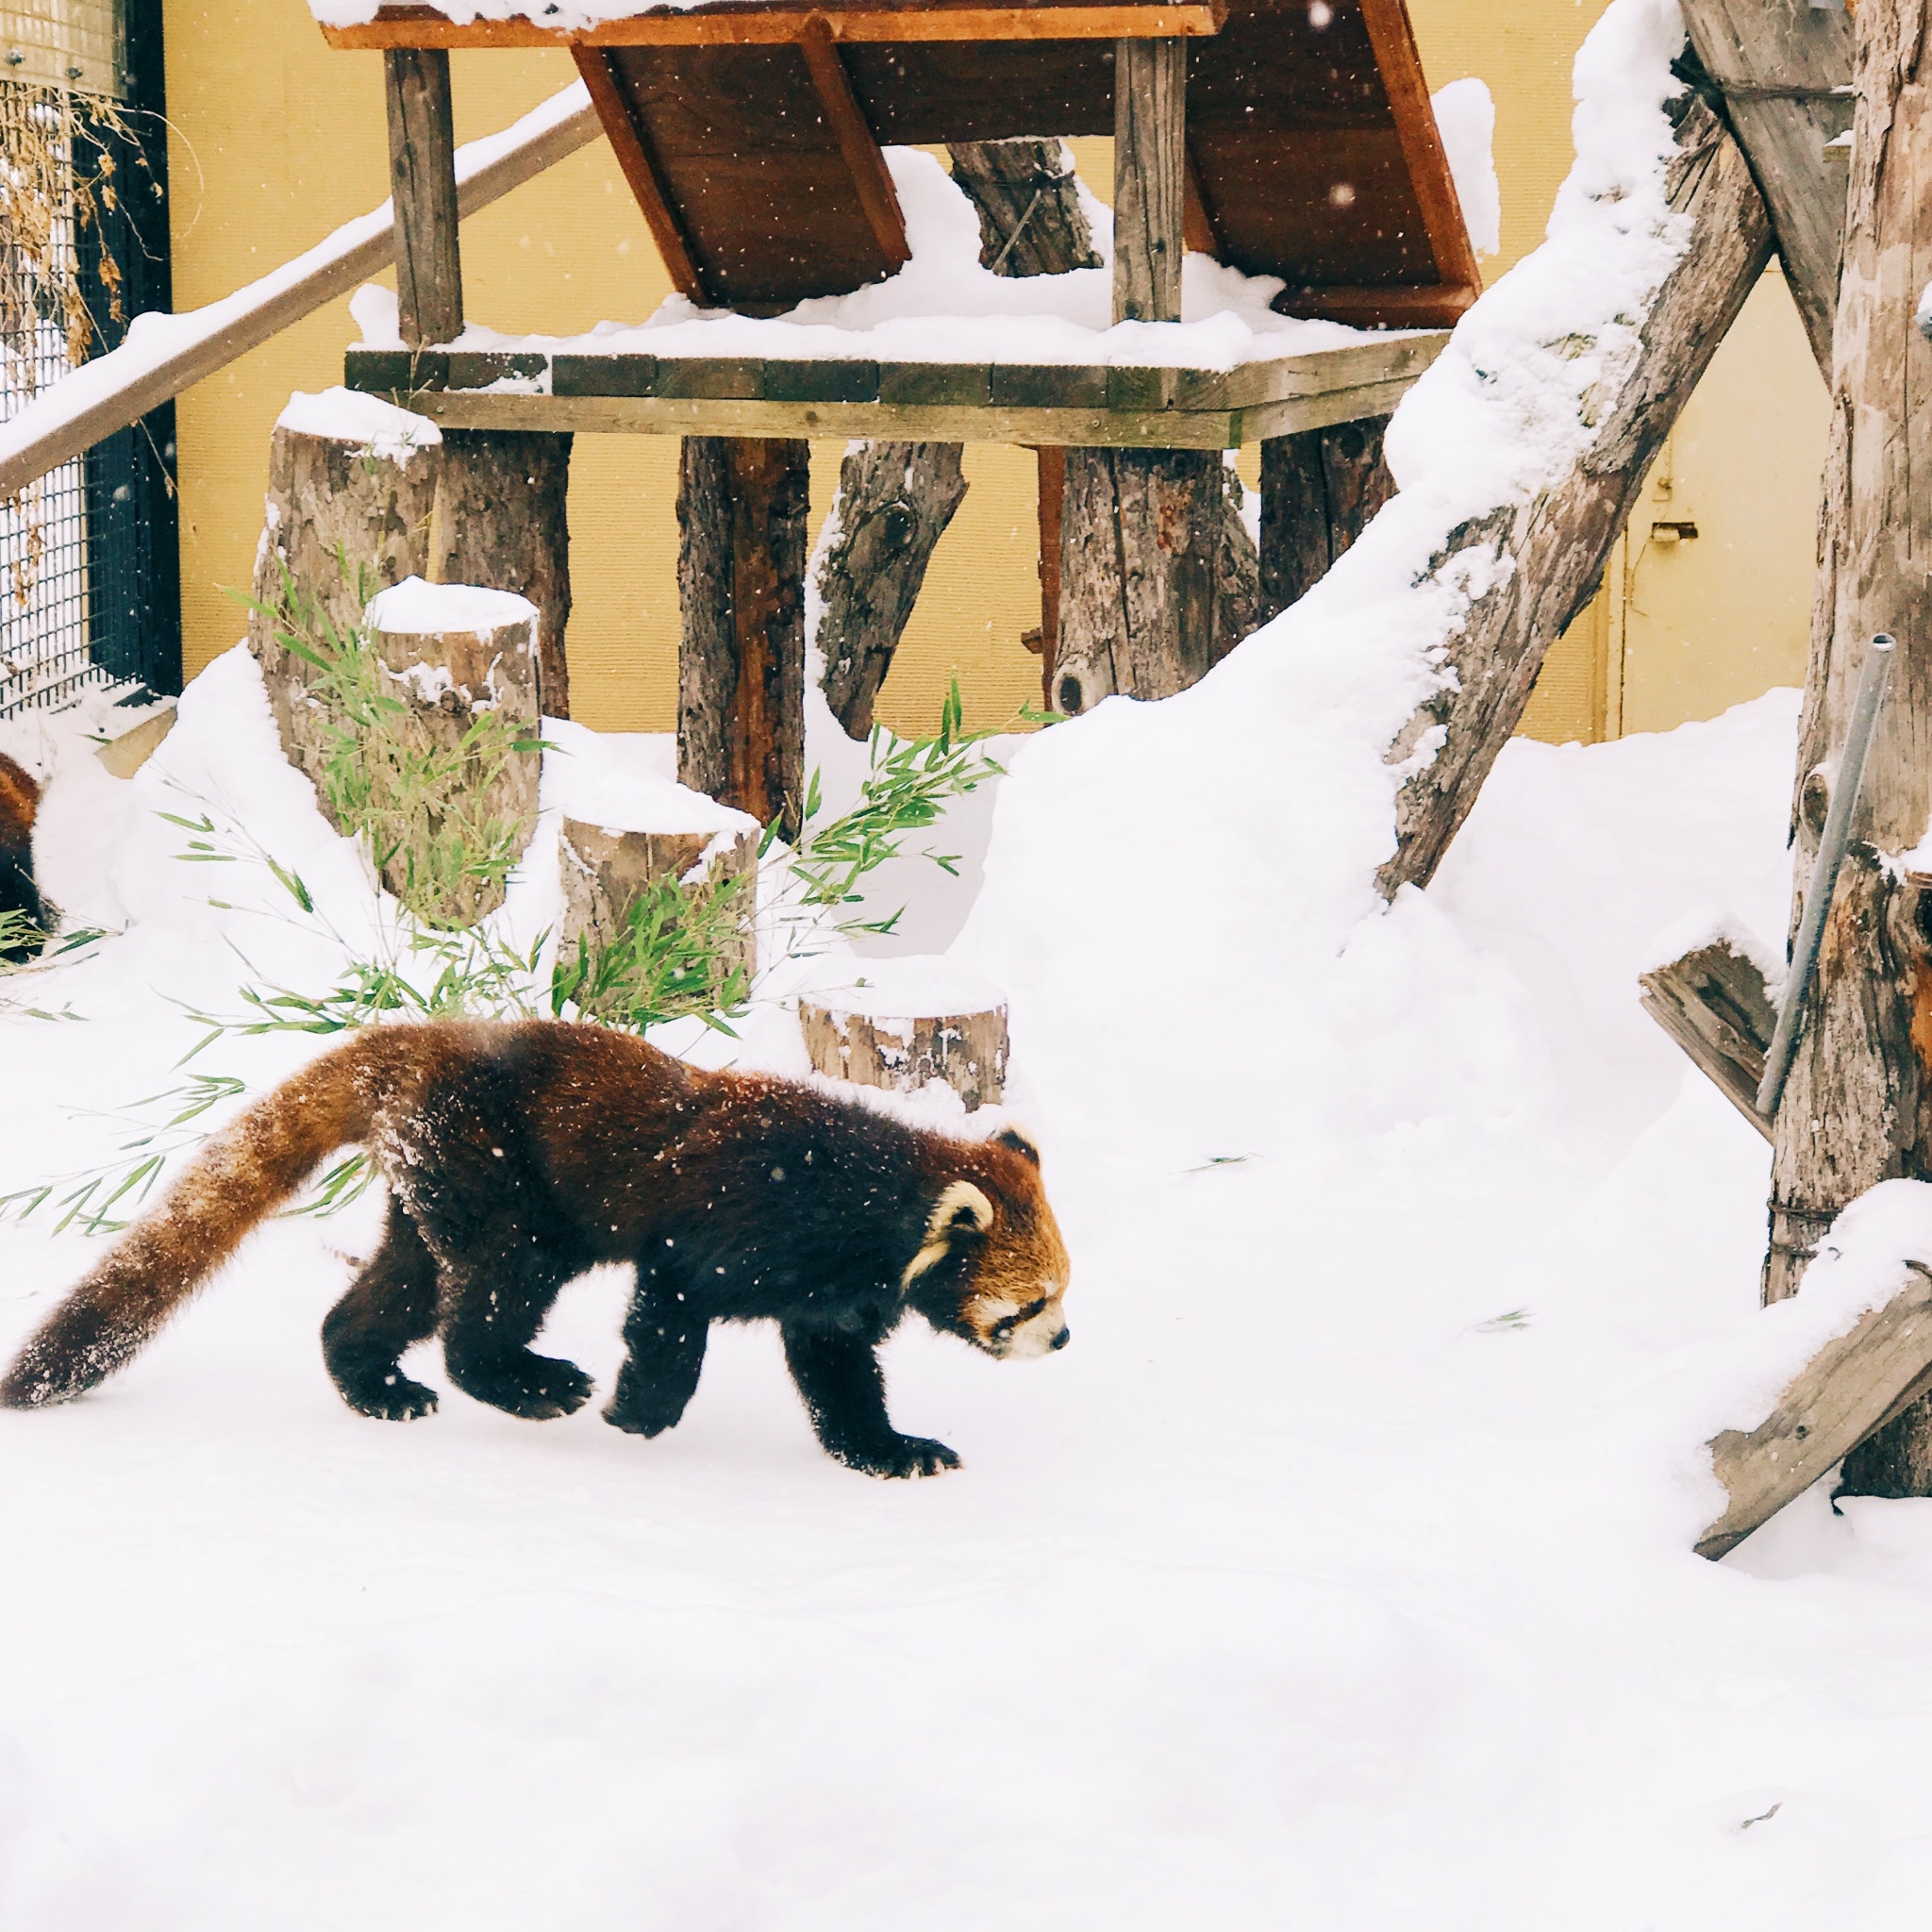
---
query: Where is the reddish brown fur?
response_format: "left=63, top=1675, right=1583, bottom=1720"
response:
left=0, top=751, right=44, bottom=961
left=1, top=1023, right=1071, bottom=1474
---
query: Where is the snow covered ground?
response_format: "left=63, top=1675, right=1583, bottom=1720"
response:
left=7, top=658, right=1932, bottom=1930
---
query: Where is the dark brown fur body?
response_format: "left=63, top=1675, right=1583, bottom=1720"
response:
left=1, top=1022, right=1071, bottom=1476
left=0, top=752, right=44, bottom=963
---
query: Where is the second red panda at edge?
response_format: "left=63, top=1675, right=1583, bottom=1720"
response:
left=1, top=1021, right=1072, bottom=1476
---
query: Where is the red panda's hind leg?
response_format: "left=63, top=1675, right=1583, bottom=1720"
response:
left=439, top=1246, right=592, bottom=1423
left=322, top=1199, right=441, bottom=1421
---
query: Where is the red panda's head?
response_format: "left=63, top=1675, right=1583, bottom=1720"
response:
left=902, top=1126, right=1071, bottom=1359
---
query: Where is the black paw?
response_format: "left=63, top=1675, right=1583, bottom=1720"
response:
left=336, top=1371, right=440, bottom=1422
left=450, top=1350, right=595, bottom=1421
left=602, top=1395, right=685, bottom=1439
left=835, top=1434, right=962, bottom=1479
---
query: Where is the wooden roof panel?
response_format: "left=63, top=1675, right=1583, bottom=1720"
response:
left=331, top=0, right=1478, bottom=325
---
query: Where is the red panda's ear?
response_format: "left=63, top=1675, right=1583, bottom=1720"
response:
left=994, top=1126, right=1041, bottom=1166
left=903, top=1181, right=993, bottom=1287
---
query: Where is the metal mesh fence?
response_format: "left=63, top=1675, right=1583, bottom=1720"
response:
left=0, top=80, right=101, bottom=715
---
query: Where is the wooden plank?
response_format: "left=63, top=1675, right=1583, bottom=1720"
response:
left=553, top=353, right=662, bottom=396
left=1112, top=36, right=1186, bottom=324
left=1237, top=375, right=1421, bottom=441
left=761, top=358, right=881, bottom=402
left=797, top=15, right=912, bottom=271
left=572, top=46, right=711, bottom=302
left=346, top=347, right=451, bottom=393
left=1680, top=0, right=1854, bottom=377
left=445, top=350, right=549, bottom=388
left=991, top=363, right=1111, bottom=408
left=878, top=362, right=995, bottom=406
left=1356, top=0, right=1481, bottom=306
left=384, top=47, right=465, bottom=347
left=1638, top=937, right=1777, bottom=1141
left=1698, top=1262, right=1932, bottom=1560
left=324, top=4, right=1228, bottom=50
left=0, top=85, right=602, bottom=504
left=1182, top=143, right=1220, bottom=258
left=1273, top=284, right=1478, bottom=328
left=654, top=357, right=768, bottom=399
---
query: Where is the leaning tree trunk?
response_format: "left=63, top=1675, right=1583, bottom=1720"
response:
left=1764, top=0, right=1932, bottom=1496
left=811, top=139, right=1101, bottom=740
left=1376, top=90, right=1774, bottom=896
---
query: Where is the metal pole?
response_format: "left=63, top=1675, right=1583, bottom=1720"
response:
left=1757, top=632, right=1896, bottom=1120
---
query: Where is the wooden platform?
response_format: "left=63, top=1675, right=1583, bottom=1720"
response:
left=322, top=0, right=1479, bottom=325
left=343, top=330, right=1446, bottom=449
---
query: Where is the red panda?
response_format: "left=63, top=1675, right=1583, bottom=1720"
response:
left=1, top=1021, right=1072, bottom=1477
left=0, top=751, right=44, bottom=963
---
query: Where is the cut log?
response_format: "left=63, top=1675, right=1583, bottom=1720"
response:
left=811, top=138, right=1095, bottom=739
left=1765, top=0, right=1932, bottom=1492
left=814, top=441, right=970, bottom=740
left=677, top=435, right=809, bottom=838
left=799, top=960, right=1009, bottom=1111
left=558, top=815, right=759, bottom=1020
left=1377, top=93, right=1775, bottom=898
left=1698, top=1259, right=1932, bottom=1560
left=384, top=47, right=464, bottom=349
left=431, top=429, right=575, bottom=719
left=1259, top=416, right=1396, bottom=621
left=360, top=579, right=542, bottom=925
left=1679, top=0, right=1855, bottom=379
left=1638, top=935, right=1777, bottom=1140
left=1054, top=449, right=1256, bottom=714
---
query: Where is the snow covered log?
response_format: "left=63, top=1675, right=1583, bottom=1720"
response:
left=1638, top=935, right=1776, bottom=1139
left=558, top=817, right=759, bottom=1015
left=1679, top=0, right=1855, bottom=378
left=677, top=436, right=810, bottom=839
left=1379, top=91, right=1776, bottom=897
left=800, top=961, right=1009, bottom=1112
left=361, top=579, right=543, bottom=925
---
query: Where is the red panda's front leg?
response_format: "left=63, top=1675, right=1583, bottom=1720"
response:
left=604, top=1261, right=708, bottom=1437
left=780, top=1322, right=960, bottom=1478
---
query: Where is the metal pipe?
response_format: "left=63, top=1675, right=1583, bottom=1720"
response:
left=1757, top=632, right=1897, bottom=1120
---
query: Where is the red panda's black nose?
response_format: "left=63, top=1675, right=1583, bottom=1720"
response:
left=1050, top=1326, right=1070, bottom=1351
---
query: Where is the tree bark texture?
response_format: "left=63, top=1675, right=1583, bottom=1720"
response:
left=799, top=996, right=1009, bottom=1112
left=946, top=137, right=1103, bottom=277
left=811, top=140, right=1095, bottom=740
left=815, top=441, right=970, bottom=739
left=1378, top=93, right=1775, bottom=898
left=1259, top=417, right=1397, bottom=621
left=384, top=47, right=463, bottom=349
left=1680, top=0, right=1856, bottom=378
left=431, top=429, right=575, bottom=720
left=1762, top=0, right=1932, bottom=1494
left=1112, top=37, right=1186, bottom=325
left=678, top=435, right=809, bottom=838
left=1637, top=936, right=1776, bottom=1139
left=1054, top=450, right=1257, bottom=715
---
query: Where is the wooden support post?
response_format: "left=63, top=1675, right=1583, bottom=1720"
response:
left=1112, top=38, right=1186, bottom=325
left=948, top=138, right=1103, bottom=278
left=1259, top=418, right=1396, bottom=621
left=678, top=436, right=809, bottom=839
left=1680, top=0, right=1855, bottom=380
left=432, top=429, right=575, bottom=719
left=384, top=48, right=464, bottom=349
left=1374, top=93, right=1774, bottom=896
left=1765, top=0, right=1932, bottom=1496
left=1032, top=443, right=1065, bottom=709
left=816, top=441, right=970, bottom=740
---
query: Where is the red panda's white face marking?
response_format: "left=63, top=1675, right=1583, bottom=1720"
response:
left=906, top=1170, right=1072, bottom=1360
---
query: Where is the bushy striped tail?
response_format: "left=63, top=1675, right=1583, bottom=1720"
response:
left=1, top=1033, right=392, bottom=1407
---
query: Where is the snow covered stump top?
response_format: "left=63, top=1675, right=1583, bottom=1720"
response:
left=801, top=958, right=1010, bottom=1113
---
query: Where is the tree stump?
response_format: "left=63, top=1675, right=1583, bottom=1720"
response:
left=800, top=959, right=1009, bottom=1111
left=1259, top=418, right=1396, bottom=622
left=1054, top=451, right=1257, bottom=714
left=815, top=441, right=970, bottom=739
left=558, top=811, right=759, bottom=1021
left=947, top=136, right=1103, bottom=278
left=361, top=577, right=542, bottom=926
left=677, top=435, right=809, bottom=839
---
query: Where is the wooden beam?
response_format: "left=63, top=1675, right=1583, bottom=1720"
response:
left=1357, top=0, right=1481, bottom=307
left=1182, top=143, right=1219, bottom=259
left=1273, top=284, right=1477, bottom=329
left=1637, top=937, right=1776, bottom=1141
left=324, top=3, right=1228, bottom=50
left=384, top=47, right=464, bottom=348
left=572, top=48, right=710, bottom=303
left=1680, top=0, right=1854, bottom=379
left=798, top=17, right=912, bottom=272
left=0, top=85, right=602, bottom=503
left=1698, top=1261, right=1932, bottom=1559
left=1112, top=37, right=1186, bottom=325
left=1035, top=443, right=1065, bottom=708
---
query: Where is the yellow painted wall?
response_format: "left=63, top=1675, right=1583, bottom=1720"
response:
left=160, top=0, right=1825, bottom=748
